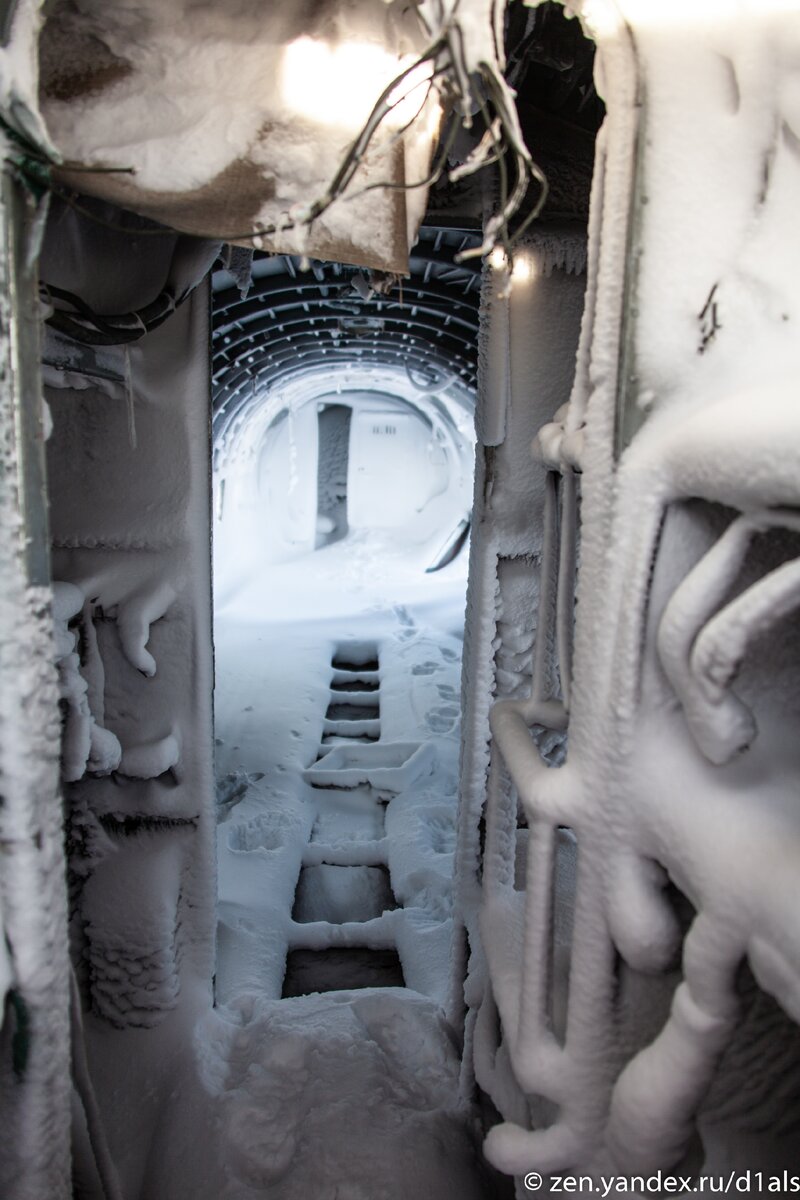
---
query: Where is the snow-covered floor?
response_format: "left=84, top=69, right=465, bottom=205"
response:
left=207, top=531, right=495, bottom=1198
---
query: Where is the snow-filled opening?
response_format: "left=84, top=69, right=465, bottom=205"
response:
left=212, top=362, right=476, bottom=616
left=212, top=241, right=478, bottom=1014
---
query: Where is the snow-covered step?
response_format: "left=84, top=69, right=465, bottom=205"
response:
left=322, top=717, right=381, bottom=739
left=304, top=740, right=436, bottom=789
left=302, top=839, right=387, bottom=867
left=288, top=909, right=400, bottom=950
left=327, top=689, right=379, bottom=708
left=292, top=864, right=396, bottom=923
left=331, top=646, right=379, bottom=674
left=330, top=669, right=380, bottom=691
left=325, top=700, right=380, bottom=721
left=319, top=732, right=380, bottom=748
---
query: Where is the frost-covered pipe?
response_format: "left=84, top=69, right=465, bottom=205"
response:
left=484, top=1116, right=582, bottom=1179
left=530, top=470, right=559, bottom=705
left=691, top=556, right=800, bottom=713
left=657, top=509, right=800, bottom=764
left=475, top=256, right=510, bottom=446
left=489, top=701, right=573, bottom=828
left=605, top=852, right=682, bottom=975
left=604, top=913, right=741, bottom=1173
left=515, top=822, right=560, bottom=1072
left=555, top=470, right=578, bottom=711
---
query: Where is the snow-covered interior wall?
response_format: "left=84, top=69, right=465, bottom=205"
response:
left=470, top=0, right=800, bottom=1189
left=40, top=196, right=216, bottom=1196
left=214, top=371, right=475, bottom=597
left=210, top=234, right=482, bottom=603
left=451, top=223, right=588, bottom=1083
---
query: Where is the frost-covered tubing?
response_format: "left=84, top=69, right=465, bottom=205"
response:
left=475, top=0, right=800, bottom=1184
left=451, top=229, right=588, bottom=1070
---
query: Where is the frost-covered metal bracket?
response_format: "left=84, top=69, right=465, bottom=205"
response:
left=657, top=506, right=800, bottom=765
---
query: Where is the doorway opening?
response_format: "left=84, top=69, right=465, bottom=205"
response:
left=211, top=231, right=480, bottom=1006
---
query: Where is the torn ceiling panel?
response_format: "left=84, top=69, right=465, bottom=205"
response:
left=36, top=0, right=440, bottom=273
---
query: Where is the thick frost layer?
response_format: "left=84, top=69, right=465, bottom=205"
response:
left=473, top=0, right=800, bottom=1185
left=210, top=439, right=479, bottom=1192
left=36, top=0, right=444, bottom=268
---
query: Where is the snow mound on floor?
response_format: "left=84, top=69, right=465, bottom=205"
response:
left=151, top=990, right=487, bottom=1200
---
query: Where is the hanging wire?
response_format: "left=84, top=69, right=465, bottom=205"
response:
left=14, top=0, right=550, bottom=346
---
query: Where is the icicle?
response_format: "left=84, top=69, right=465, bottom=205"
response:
left=124, top=347, right=137, bottom=450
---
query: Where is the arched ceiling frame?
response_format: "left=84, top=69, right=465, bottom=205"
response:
left=211, top=228, right=482, bottom=423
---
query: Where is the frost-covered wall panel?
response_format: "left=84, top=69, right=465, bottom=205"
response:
left=39, top=204, right=215, bottom=1192
left=452, top=233, right=587, bottom=1035
left=476, top=1, right=800, bottom=1187
left=45, top=276, right=216, bottom=1017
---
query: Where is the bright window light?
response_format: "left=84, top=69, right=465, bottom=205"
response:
left=512, top=255, right=535, bottom=283
left=281, top=37, right=430, bottom=130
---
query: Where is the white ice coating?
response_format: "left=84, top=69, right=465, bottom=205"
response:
left=34, top=0, right=448, bottom=266
left=3, top=0, right=800, bottom=1194
left=0, top=0, right=54, bottom=153
left=470, top=0, right=800, bottom=1186
left=52, top=581, right=122, bottom=781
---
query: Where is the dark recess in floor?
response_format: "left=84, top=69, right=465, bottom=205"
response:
left=282, top=948, right=406, bottom=996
